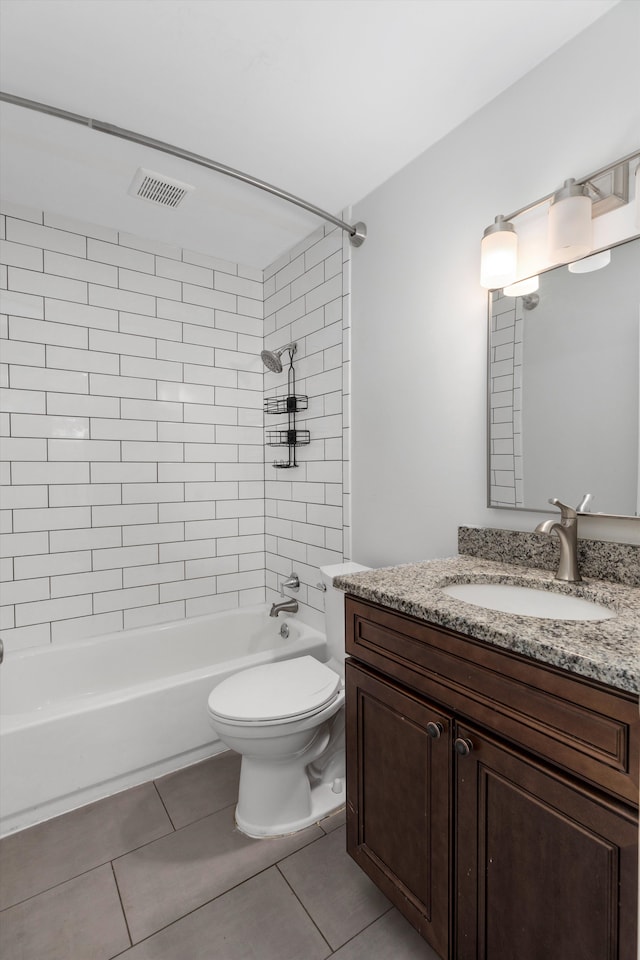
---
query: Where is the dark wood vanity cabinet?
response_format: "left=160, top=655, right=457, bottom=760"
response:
left=454, top=721, right=638, bottom=960
left=345, top=660, right=452, bottom=956
left=345, top=596, right=639, bottom=960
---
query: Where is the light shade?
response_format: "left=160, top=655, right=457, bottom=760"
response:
left=567, top=250, right=611, bottom=274
left=548, top=178, right=592, bottom=264
left=480, top=215, right=518, bottom=289
left=503, top=275, right=539, bottom=297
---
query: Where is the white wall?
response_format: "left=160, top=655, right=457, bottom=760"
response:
left=351, top=0, right=640, bottom=567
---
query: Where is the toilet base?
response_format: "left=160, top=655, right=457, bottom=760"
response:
left=235, top=777, right=346, bottom=838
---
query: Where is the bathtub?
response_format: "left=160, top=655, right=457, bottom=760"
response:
left=0, top=606, right=328, bottom=836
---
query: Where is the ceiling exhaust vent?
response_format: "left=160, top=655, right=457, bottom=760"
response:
left=128, top=168, right=194, bottom=208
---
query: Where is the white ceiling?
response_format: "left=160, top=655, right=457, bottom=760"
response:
left=0, top=0, right=618, bottom=268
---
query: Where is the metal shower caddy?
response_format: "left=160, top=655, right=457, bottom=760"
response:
left=264, top=350, right=310, bottom=469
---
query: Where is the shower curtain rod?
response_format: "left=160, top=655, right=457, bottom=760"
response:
left=0, top=91, right=367, bottom=247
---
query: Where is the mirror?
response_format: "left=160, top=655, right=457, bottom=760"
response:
left=488, top=234, right=640, bottom=517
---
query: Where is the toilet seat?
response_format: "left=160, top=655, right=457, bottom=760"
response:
left=208, top=656, right=342, bottom=725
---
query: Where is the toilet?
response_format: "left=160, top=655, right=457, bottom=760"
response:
left=207, top=562, right=370, bottom=838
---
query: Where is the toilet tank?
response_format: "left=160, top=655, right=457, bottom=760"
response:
left=319, top=562, right=371, bottom=668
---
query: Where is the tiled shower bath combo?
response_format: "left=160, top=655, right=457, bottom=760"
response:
left=0, top=200, right=352, bottom=651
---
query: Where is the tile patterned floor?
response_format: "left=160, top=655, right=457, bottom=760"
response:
left=0, top=752, right=437, bottom=959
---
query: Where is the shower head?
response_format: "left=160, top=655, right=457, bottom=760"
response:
left=260, top=342, right=297, bottom=373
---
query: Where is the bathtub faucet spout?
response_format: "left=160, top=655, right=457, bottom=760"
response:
left=269, top=598, right=299, bottom=618
left=270, top=571, right=300, bottom=617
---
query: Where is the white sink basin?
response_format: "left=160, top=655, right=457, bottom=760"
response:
left=441, top=583, right=615, bottom=621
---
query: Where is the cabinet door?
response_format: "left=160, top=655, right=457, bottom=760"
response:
left=346, top=660, right=451, bottom=959
left=455, top=722, right=638, bottom=960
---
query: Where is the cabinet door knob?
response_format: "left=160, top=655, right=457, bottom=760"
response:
left=426, top=721, right=444, bottom=739
left=454, top=737, right=474, bottom=757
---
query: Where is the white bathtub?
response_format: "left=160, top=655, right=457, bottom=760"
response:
left=0, top=606, right=327, bottom=836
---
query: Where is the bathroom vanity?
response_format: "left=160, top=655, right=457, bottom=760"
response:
left=337, top=555, right=639, bottom=960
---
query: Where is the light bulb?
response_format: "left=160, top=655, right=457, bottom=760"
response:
left=567, top=250, right=611, bottom=274
left=548, top=178, right=592, bottom=264
left=480, top=215, right=518, bottom=289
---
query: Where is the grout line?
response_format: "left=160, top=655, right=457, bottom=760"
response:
left=103, top=833, right=330, bottom=956
left=104, top=872, right=263, bottom=957
left=275, top=859, right=334, bottom=955
left=0, top=845, right=161, bottom=917
left=0, top=796, right=177, bottom=913
left=327, top=905, right=396, bottom=954
left=110, top=860, right=134, bottom=949
left=151, top=780, right=177, bottom=832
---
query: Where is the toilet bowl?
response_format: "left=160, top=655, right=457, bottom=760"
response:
left=207, top=561, right=370, bottom=838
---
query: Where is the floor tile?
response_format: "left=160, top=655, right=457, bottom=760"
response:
left=0, top=782, right=173, bottom=910
left=331, top=909, right=436, bottom=960
left=116, top=866, right=330, bottom=960
left=0, top=863, right=130, bottom=960
left=278, top=825, right=391, bottom=949
left=154, top=750, right=241, bottom=829
left=319, top=805, right=346, bottom=834
left=113, top=803, right=324, bottom=943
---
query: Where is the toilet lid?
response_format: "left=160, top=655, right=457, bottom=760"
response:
left=208, top=656, right=341, bottom=722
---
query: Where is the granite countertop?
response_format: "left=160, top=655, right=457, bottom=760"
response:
left=334, top=556, right=640, bottom=694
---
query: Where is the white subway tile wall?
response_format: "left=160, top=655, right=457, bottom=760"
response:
left=0, top=204, right=351, bottom=650
left=263, top=219, right=351, bottom=632
left=0, top=204, right=266, bottom=652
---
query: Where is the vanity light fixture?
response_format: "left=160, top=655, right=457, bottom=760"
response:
left=548, top=178, right=593, bottom=264
left=481, top=149, right=639, bottom=293
left=480, top=215, right=518, bottom=289
left=503, top=275, right=539, bottom=297
left=567, top=249, right=611, bottom=274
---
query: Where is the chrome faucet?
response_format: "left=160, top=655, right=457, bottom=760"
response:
left=269, top=572, right=300, bottom=618
left=534, top=498, right=582, bottom=582
left=269, top=596, right=299, bottom=617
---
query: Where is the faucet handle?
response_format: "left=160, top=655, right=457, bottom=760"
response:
left=548, top=498, right=578, bottom=522
left=279, top=573, right=300, bottom=597
left=576, top=493, right=593, bottom=513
